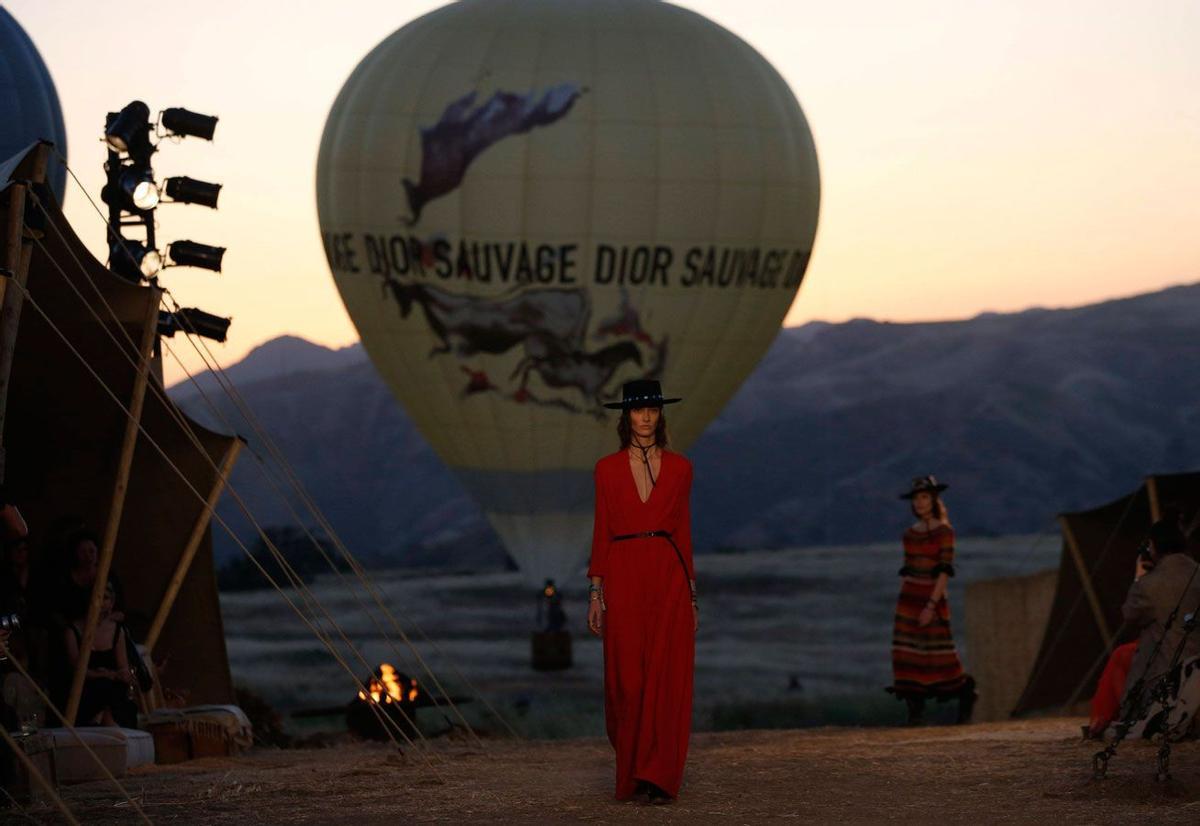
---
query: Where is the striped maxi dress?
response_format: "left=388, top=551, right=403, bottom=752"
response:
left=890, top=523, right=968, bottom=699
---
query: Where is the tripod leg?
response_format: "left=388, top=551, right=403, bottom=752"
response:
left=1156, top=741, right=1171, bottom=783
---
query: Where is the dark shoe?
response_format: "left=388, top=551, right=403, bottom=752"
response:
left=955, top=677, right=978, bottom=725
left=647, top=783, right=673, bottom=805
left=1082, top=723, right=1108, bottom=741
left=631, top=781, right=651, bottom=806
left=905, top=696, right=926, bottom=726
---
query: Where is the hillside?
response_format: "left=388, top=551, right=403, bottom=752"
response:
left=172, top=283, right=1200, bottom=568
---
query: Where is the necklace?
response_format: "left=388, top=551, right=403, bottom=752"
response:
left=629, top=440, right=659, bottom=488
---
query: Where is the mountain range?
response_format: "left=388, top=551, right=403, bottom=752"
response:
left=171, top=283, right=1200, bottom=570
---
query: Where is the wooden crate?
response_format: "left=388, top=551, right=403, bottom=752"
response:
left=146, top=722, right=192, bottom=765
left=4, top=732, right=57, bottom=804
left=146, top=719, right=232, bottom=763
left=188, top=720, right=231, bottom=759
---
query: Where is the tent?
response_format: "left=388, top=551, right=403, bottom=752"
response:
left=1, top=142, right=241, bottom=707
left=964, top=567, right=1057, bottom=722
left=965, top=472, right=1200, bottom=721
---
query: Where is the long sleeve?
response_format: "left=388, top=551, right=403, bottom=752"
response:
left=675, top=460, right=695, bottom=580
left=587, top=463, right=610, bottom=579
left=932, top=526, right=956, bottom=577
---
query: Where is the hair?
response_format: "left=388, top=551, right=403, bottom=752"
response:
left=64, top=527, right=99, bottom=563
left=910, top=493, right=951, bottom=525
left=1150, top=514, right=1187, bottom=556
left=617, top=407, right=670, bottom=450
left=2, top=535, right=30, bottom=562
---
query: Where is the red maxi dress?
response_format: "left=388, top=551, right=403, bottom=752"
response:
left=588, top=448, right=695, bottom=801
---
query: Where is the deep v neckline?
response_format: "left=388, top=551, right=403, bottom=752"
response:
left=628, top=447, right=665, bottom=505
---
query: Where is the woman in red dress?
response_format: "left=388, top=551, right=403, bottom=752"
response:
left=889, top=476, right=976, bottom=725
left=587, top=380, right=697, bottom=805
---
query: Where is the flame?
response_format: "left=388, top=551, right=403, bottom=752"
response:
left=358, top=663, right=405, bottom=705
left=380, top=663, right=403, bottom=702
left=359, top=663, right=418, bottom=706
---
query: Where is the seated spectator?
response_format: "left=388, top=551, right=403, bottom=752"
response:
left=3, top=535, right=32, bottom=616
left=0, top=486, right=28, bottom=542
left=1117, top=515, right=1200, bottom=729
left=63, top=580, right=137, bottom=728
left=1086, top=640, right=1138, bottom=738
left=0, top=495, right=34, bottom=674
left=1, top=535, right=33, bottom=668
left=56, top=528, right=100, bottom=627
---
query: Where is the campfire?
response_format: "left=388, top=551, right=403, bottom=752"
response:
left=347, top=663, right=423, bottom=741
left=292, top=662, right=474, bottom=742
left=356, top=663, right=418, bottom=705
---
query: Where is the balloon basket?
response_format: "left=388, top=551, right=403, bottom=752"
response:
left=531, top=631, right=573, bottom=671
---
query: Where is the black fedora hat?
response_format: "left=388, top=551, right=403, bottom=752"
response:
left=603, top=379, right=682, bottom=410
left=899, top=475, right=949, bottom=499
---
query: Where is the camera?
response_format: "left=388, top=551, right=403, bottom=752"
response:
left=1137, top=539, right=1154, bottom=563
left=0, top=612, right=20, bottom=663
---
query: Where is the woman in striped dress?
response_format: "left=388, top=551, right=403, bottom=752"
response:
left=889, top=476, right=976, bottom=725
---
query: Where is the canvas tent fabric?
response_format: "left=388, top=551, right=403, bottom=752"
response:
left=1, top=143, right=238, bottom=705
left=964, top=567, right=1058, bottom=722
left=1011, top=472, right=1200, bottom=716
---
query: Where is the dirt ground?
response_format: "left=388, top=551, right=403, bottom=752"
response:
left=27, top=718, right=1200, bottom=824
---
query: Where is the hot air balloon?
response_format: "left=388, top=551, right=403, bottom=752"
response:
left=317, top=0, right=819, bottom=584
left=0, top=7, right=68, bottom=203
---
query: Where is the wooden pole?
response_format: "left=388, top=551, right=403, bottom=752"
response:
left=0, top=725, right=81, bottom=825
left=0, top=183, right=29, bottom=482
left=64, top=291, right=160, bottom=725
left=1146, top=476, right=1162, bottom=523
left=1060, top=515, right=1114, bottom=650
left=144, top=437, right=242, bottom=653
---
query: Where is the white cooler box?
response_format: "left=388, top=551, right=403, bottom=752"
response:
left=45, top=726, right=155, bottom=783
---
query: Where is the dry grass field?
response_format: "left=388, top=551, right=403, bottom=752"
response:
left=32, top=718, right=1200, bottom=824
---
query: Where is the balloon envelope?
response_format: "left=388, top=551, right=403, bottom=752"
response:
left=0, top=7, right=68, bottom=203
left=317, top=0, right=819, bottom=583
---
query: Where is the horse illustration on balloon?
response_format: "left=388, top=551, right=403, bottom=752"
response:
left=402, top=84, right=584, bottom=225
left=381, top=275, right=665, bottom=416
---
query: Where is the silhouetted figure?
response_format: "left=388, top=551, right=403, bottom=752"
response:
left=64, top=580, right=137, bottom=728
left=536, top=579, right=567, bottom=633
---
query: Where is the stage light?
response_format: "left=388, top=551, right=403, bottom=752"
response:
left=105, top=101, right=152, bottom=154
left=156, top=310, right=177, bottom=337
left=109, top=240, right=161, bottom=281
left=102, top=168, right=160, bottom=213
left=168, top=240, right=225, bottom=272
left=123, top=169, right=159, bottom=210
left=161, top=107, right=218, bottom=141
left=164, top=176, right=222, bottom=209
left=161, top=307, right=231, bottom=342
left=126, top=172, right=159, bottom=210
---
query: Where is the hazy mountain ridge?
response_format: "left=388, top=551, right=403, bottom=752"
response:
left=172, top=283, right=1200, bottom=568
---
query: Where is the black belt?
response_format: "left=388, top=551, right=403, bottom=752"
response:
left=613, top=531, right=671, bottom=541
left=611, top=530, right=691, bottom=587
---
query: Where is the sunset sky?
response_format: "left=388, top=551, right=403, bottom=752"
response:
left=7, top=0, right=1198, bottom=384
